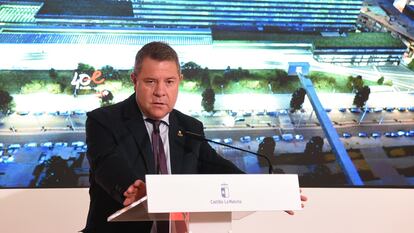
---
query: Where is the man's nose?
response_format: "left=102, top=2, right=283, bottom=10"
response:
left=153, top=83, right=166, bottom=96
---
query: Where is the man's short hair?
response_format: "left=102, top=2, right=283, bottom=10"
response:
left=134, top=41, right=180, bottom=75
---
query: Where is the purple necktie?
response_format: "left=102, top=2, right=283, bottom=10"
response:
left=147, top=119, right=168, bottom=175
left=147, top=119, right=170, bottom=233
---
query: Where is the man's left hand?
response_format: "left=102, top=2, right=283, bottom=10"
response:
left=285, top=189, right=308, bottom=215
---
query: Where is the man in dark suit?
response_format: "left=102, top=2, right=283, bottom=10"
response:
left=82, top=42, right=244, bottom=233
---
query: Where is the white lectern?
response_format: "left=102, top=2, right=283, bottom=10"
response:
left=108, top=174, right=301, bottom=233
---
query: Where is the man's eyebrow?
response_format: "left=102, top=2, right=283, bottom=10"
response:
left=143, top=77, right=156, bottom=80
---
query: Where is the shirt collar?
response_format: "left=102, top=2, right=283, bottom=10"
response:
left=142, top=112, right=170, bottom=126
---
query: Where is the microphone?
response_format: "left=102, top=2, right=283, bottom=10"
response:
left=183, top=131, right=275, bottom=174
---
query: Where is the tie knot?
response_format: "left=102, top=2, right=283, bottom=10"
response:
left=146, top=119, right=161, bottom=133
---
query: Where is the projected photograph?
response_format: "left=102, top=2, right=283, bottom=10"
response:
left=1, top=0, right=414, bottom=188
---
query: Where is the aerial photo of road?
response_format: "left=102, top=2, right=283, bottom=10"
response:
left=1, top=0, right=414, bottom=188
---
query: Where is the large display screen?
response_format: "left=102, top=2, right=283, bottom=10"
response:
left=1, top=0, right=413, bottom=188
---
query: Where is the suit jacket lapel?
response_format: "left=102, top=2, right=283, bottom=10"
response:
left=169, top=111, right=186, bottom=174
left=122, top=94, right=156, bottom=174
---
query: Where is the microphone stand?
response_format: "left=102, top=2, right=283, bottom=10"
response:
left=184, top=131, right=274, bottom=174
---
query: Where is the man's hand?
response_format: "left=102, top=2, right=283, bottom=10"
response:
left=123, top=179, right=147, bottom=206
left=285, top=189, right=308, bottom=215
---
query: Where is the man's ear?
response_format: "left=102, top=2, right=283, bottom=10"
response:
left=130, top=72, right=136, bottom=83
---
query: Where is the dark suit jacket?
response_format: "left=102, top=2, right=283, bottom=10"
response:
left=82, top=94, right=243, bottom=233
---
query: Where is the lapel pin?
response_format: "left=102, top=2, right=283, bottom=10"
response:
left=177, top=130, right=183, bottom=137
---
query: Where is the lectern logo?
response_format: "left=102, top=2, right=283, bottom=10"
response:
left=221, top=183, right=229, bottom=198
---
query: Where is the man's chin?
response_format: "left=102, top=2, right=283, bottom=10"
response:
left=147, top=110, right=170, bottom=120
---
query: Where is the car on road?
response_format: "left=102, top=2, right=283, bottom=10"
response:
left=255, top=136, right=265, bottom=143
left=212, top=111, right=226, bottom=117
left=38, top=153, right=47, bottom=164
left=295, top=134, right=304, bottom=141
left=325, top=108, right=332, bottom=113
left=279, top=109, right=288, bottom=115
left=406, top=130, right=414, bottom=137
left=384, top=132, right=398, bottom=138
left=211, top=138, right=222, bottom=143
left=407, top=107, right=414, bottom=112
left=373, top=107, right=383, bottom=113
left=71, top=141, right=85, bottom=148
left=240, top=136, right=251, bottom=143
left=223, top=138, right=233, bottom=144
left=281, top=133, right=294, bottom=142
left=32, top=111, right=44, bottom=116
left=16, top=111, right=30, bottom=116
left=272, top=135, right=281, bottom=142
left=7, top=144, right=20, bottom=154
left=48, top=111, right=59, bottom=116
left=73, top=110, right=87, bottom=116
left=40, top=142, right=54, bottom=149
left=397, top=107, right=406, bottom=112
left=242, top=112, right=252, bottom=117
left=190, top=111, right=200, bottom=117
left=8, top=144, right=21, bottom=150
left=266, top=111, right=277, bottom=117
left=58, top=110, right=71, bottom=116
left=397, top=130, right=406, bottom=137
left=201, top=111, right=213, bottom=117
left=371, top=132, right=381, bottom=138
left=234, top=117, right=245, bottom=122
left=362, top=108, right=372, bottom=113
left=358, top=132, right=368, bottom=137
left=338, top=108, right=347, bottom=113
left=349, top=108, right=361, bottom=113
left=0, top=155, right=14, bottom=163
left=342, top=132, right=352, bottom=138
left=384, top=107, right=395, bottom=112
left=54, top=142, right=68, bottom=147
left=255, top=111, right=265, bottom=116
left=24, top=142, right=37, bottom=148
left=228, top=111, right=237, bottom=117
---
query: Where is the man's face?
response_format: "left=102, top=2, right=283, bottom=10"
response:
left=131, top=57, right=181, bottom=120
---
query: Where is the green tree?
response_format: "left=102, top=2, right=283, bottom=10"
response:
left=76, top=63, right=95, bottom=76
left=38, top=156, right=77, bottom=188
left=353, top=85, right=371, bottom=108
left=200, top=68, right=211, bottom=89
left=377, top=76, right=384, bottom=85
left=407, top=59, right=414, bottom=71
left=100, top=90, right=114, bottom=107
left=290, top=88, right=306, bottom=112
left=304, top=136, right=324, bottom=157
left=100, top=65, right=120, bottom=80
left=181, top=61, right=202, bottom=80
left=0, top=89, right=14, bottom=114
left=384, top=79, right=393, bottom=86
left=346, top=76, right=354, bottom=90
left=353, top=75, right=364, bottom=91
left=212, top=75, right=229, bottom=89
left=49, top=68, right=58, bottom=80
left=275, top=69, right=289, bottom=85
left=346, top=75, right=364, bottom=92
left=257, top=137, right=276, bottom=167
left=201, top=87, right=215, bottom=112
left=223, top=66, right=237, bottom=81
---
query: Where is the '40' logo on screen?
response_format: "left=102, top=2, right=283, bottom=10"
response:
left=71, top=70, right=105, bottom=90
